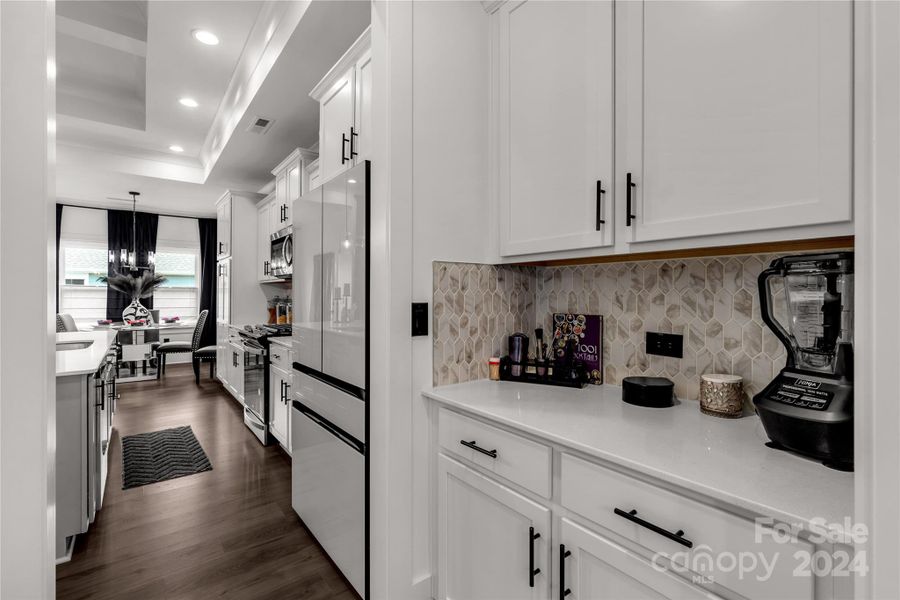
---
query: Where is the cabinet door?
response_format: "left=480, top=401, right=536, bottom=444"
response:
left=560, top=518, right=719, bottom=600
left=293, top=186, right=323, bottom=372
left=353, top=48, right=372, bottom=163
left=268, top=367, right=288, bottom=446
left=437, top=454, right=551, bottom=600
left=215, top=323, right=227, bottom=382
left=497, top=0, right=614, bottom=256
left=620, top=0, right=852, bottom=243
left=216, top=196, right=232, bottom=259
left=318, top=69, right=355, bottom=183
left=274, top=172, right=288, bottom=229
left=321, top=161, right=366, bottom=388
left=217, top=259, right=231, bottom=324
left=285, top=161, right=300, bottom=226
left=257, top=201, right=272, bottom=281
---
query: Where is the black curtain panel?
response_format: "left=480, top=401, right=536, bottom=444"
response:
left=107, top=209, right=159, bottom=321
left=197, top=217, right=217, bottom=348
left=55, top=204, right=63, bottom=314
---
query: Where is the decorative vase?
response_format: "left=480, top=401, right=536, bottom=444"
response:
left=123, top=298, right=151, bottom=323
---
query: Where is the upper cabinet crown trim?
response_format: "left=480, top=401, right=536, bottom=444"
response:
left=309, top=26, right=372, bottom=101
left=271, top=146, right=318, bottom=176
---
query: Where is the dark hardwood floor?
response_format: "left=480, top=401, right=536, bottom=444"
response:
left=56, top=364, right=356, bottom=600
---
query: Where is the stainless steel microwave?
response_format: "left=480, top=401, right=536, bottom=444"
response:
left=270, top=226, right=292, bottom=278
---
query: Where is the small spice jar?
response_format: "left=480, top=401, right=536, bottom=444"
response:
left=699, top=374, right=744, bottom=418
left=488, top=357, right=501, bottom=381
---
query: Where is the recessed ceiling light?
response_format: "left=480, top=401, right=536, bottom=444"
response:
left=169, top=145, right=184, bottom=153
left=179, top=97, right=199, bottom=108
left=192, top=29, right=219, bottom=45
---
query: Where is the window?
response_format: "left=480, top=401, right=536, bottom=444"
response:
left=153, top=247, right=200, bottom=320
left=59, top=241, right=108, bottom=325
left=58, top=242, right=201, bottom=324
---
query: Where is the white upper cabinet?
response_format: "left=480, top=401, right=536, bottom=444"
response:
left=271, top=147, right=317, bottom=231
left=497, top=0, right=615, bottom=257
left=216, top=194, right=232, bottom=259
left=257, top=193, right=275, bottom=282
left=620, top=0, right=853, bottom=243
left=492, top=0, right=854, bottom=258
left=310, top=27, right=372, bottom=185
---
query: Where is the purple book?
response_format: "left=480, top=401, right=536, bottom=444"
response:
left=551, top=313, right=604, bottom=384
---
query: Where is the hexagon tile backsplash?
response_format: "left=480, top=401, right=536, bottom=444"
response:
left=433, top=253, right=811, bottom=402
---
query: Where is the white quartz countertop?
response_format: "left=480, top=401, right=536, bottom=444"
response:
left=268, top=337, right=292, bottom=349
left=423, top=380, right=854, bottom=538
left=56, top=330, right=118, bottom=377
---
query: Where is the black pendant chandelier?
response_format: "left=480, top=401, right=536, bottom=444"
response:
left=108, top=191, right=155, bottom=272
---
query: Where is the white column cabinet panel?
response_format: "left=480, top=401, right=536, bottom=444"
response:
left=497, top=0, right=615, bottom=256
left=559, top=518, right=720, bottom=600
left=216, top=195, right=232, bottom=259
left=436, top=454, right=551, bottom=600
left=619, top=0, right=852, bottom=243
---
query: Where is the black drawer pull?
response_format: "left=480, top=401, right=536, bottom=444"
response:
left=559, top=544, right=571, bottom=598
left=614, top=507, right=693, bottom=548
left=529, top=527, right=541, bottom=587
left=626, top=172, right=636, bottom=226
left=460, top=439, right=497, bottom=459
left=595, top=180, right=606, bottom=230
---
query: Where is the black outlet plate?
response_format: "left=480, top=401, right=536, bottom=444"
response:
left=411, top=302, right=429, bottom=337
left=646, top=331, right=683, bottom=359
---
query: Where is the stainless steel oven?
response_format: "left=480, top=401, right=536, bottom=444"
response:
left=241, top=337, right=267, bottom=443
left=270, top=226, right=292, bottom=278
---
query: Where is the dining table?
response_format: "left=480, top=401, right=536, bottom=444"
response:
left=83, top=320, right=197, bottom=382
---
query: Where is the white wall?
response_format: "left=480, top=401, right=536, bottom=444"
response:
left=0, top=0, right=57, bottom=597
left=370, top=2, right=493, bottom=598
left=855, top=2, right=900, bottom=598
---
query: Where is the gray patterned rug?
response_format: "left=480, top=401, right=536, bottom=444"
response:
left=121, top=426, right=212, bottom=489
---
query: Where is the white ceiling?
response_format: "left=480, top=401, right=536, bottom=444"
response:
left=56, top=0, right=370, bottom=217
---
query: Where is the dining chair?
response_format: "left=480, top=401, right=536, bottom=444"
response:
left=154, top=310, right=208, bottom=379
left=56, top=313, right=78, bottom=332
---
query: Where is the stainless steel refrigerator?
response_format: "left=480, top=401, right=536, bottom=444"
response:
left=291, top=160, right=368, bottom=598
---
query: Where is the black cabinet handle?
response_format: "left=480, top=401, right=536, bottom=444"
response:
left=460, top=439, right=497, bottom=459
left=350, top=126, right=359, bottom=158
left=559, top=544, right=571, bottom=598
left=596, top=180, right=606, bottom=230
left=284, top=384, right=290, bottom=404
left=529, top=527, right=541, bottom=587
left=341, top=133, right=349, bottom=165
left=614, top=508, right=693, bottom=548
left=218, top=241, right=224, bottom=254
left=626, top=172, right=636, bottom=226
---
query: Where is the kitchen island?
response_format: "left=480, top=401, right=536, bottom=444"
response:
left=56, top=329, right=118, bottom=562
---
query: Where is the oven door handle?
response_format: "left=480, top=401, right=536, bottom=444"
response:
left=241, top=342, right=266, bottom=357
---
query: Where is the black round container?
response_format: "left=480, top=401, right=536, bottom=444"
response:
left=622, top=376, right=675, bottom=408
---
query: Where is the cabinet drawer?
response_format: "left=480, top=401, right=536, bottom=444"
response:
left=560, top=453, right=814, bottom=600
left=269, top=343, right=291, bottom=371
left=438, top=408, right=551, bottom=498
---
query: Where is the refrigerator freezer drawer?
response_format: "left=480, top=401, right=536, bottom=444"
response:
left=291, top=405, right=365, bottom=597
left=293, top=371, right=365, bottom=443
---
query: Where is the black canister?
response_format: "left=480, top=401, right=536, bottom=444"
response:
left=508, top=333, right=529, bottom=377
left=622, top=376, right=675, bottom=408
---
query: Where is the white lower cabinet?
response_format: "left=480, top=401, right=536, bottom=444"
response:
left=433, top=407, right=830, bottom=600
left=268, top=364, right=291, bottom=453
left=437, top=453, right=551, bottom=600
left=560, top=518, right=717, bottom=600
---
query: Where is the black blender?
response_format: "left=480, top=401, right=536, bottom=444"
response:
left=753, top=252, right=854, bottom=471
